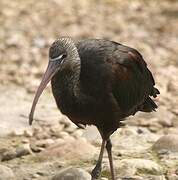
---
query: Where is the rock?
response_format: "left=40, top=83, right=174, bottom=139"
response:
left=35, top=139, right=55, bottom=148
left=49, top=125, right=64, bottom=137
left=60, top=117, right=72, bottom=128
left=83, top=126, right=100, bottom=142
left=0, top=165, right=14, bottom=180
left=143, top=175, right=166, bottom=180
left=149, top=122, right=163, bottom=133
left=111, top=126, right=160, bottom=156
left=23, top=129, right=33, bottom=137
left=168, top=174, right=178, bottom=180
left=35, top=131, right=51, bottom=140
left=65, top=126, right=76, bottom=134
left=21, top=138, right=30, bottom=144
left=16, top=144, right=31, bottom=157
left=55, top=138, right=65, bottom=145
left=115, top=158, right=163, bottom=176
left=52, top=167, right=91, bottom=180
left=30, top=143, right=45, bottom=153
left=152, top=134, right=178, bottom=153
left=43, top=138, right=97, bottom=162
left=117, top=176, right=144, bottom=180
left=9, top=129, right=24, bottom=136
left=58, top=131, right=70, bottom=139
left=31, top=173, right=40, bottom=178
left=119, top=126, right=138, bottom=136
left=36, top=171, right=46, bottom=176
left=1, top=144, right=31, bottom=161
left=156, top=106, right=175, bottom=127
left=1, top=150, right=16, bottom=161
left=23, top=178, right=31, bottom=180
left=167, top=128, right=178, bottom=135
left=72, top=129, right=83, bottom=138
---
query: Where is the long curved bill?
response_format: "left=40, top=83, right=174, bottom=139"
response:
left=29, top=61, right=59, bottom=125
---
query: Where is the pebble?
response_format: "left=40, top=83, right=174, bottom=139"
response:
left=143, top=175, right=166, bottom=180
left=35, top=131, right=51, bottom=139
left=35, top=139, right=55, bottom=148
left=72, top=129, right=83, bottom=138
left=50, top=125, right=64, bottom=135
left=21, top=138, right=30, bottom=144
left=168, top=174, right=178, bottom=180
left=152, top=134, right=178, bottom=153
left=1, top=144, right=31, bottom=161
left=51, top=167, right=91, bottom=180
left=65, top=126, right=76, bottom=134
left=23, top=178, right=32, bottom=180
left=1, top=150, right=16, bottom=161
left=58, top=131, right=69, bottom=139
left=30, top=144, right=45, bottom=153
left=60, top=117, right=72, bottom=128
left=33, top=126, right=43, bottom=134
left=0, top=165, right=14, bottom=180
left=43, top=138, right=97, bottom=161
left=119, top=126, right=138, bottom=136
left=149, top=123, right=163, bottom=132
left=117, top=176, right=144, bottom=180
left=9, top=129, right=24, bottom=136
left=115, top=158, right=163, bottom=177
left=55, top=138, right=65, bottom=144
left=31, top=173, right=40, bottom=178
left=156, top=106, right=175, bottom=127
left=23, top=129, right=33, bottom=137
left=16, top=144, right=31, bottom=157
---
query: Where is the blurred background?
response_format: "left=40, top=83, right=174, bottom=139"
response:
left=0, top=0, right=178, bottom=179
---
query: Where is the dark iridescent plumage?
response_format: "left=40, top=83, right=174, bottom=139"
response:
left=29, top=37, right=159, bottom=180
left=51, top=39, right=159, bottom=137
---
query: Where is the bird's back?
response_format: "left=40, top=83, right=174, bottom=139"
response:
left=76, top=39, right=159, bottom=117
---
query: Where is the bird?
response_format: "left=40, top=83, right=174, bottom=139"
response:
left=29, top=37, right=160, bottom=180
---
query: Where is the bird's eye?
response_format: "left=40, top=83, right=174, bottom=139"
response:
left=61, top=54, right=67, bottom=59
left=50, top=54, right=67, bottom=61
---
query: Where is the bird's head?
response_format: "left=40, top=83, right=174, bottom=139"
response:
left=29, top=37, right=80, bottom=125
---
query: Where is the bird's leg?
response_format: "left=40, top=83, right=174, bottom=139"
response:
left=91, top=139, right=106, bottom=180
left=106, top=139, right=115, bottom=180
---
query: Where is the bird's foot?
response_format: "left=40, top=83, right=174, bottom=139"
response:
left=91, top=163, right=101, bottom=180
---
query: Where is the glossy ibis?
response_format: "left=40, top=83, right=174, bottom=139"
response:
left=29, top=37, right=159, bottom=180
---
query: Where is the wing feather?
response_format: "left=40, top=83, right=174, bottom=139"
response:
left=111, top=45, right=158, bottom=114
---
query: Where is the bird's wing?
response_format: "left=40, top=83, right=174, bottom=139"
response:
left=111, top=44, right=158, bottom=114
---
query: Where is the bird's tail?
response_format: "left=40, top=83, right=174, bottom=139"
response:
left=151, top=87, right=160, bottom=98
left=140, top=86, right=160, bottom=112
left=140, top=97, right=158, bottom=112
